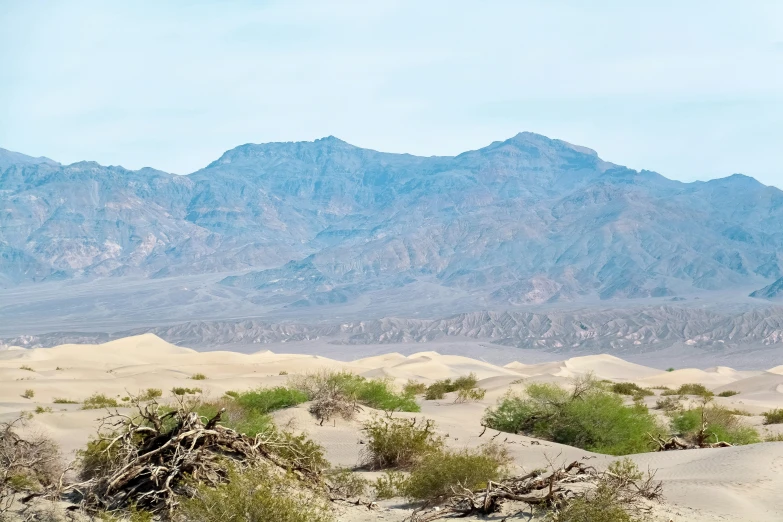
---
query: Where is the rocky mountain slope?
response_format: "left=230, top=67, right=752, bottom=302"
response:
left=2, top=134, right=783, bottom=308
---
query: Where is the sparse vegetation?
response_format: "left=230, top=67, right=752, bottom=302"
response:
left=661, top=383, right=713, bottom=397
left=424, top=373, right=483, bottom=400
left=137, top=388, right=163, bottom=401
left=233, top=386, right=308, bottom=414
left=190, top=373, right=207, bottom=380
left=279, top=370, right=289, bottom=375
left=454, top=387, right=487, bottom=403
left=361, top=416, right=443, bottom=470
left=403, top=380, right=427, bottom=396
left=763, top=408, right=783, bottom=425
left=403, top=444, right=510, bottom=501
left=610, top=382, right=653, bottom=397
left=34, top=406, right=53, bottom=414
left=178, top=464, right=333, bottom=522
left=171, top=386, right=202, bottom=396
left=671, top=402, right=760, bottom=445
left=483, top=375, right=665, bottom=455
left=82, top=393, right=120, bottom=409
left=325, top=468, right=369, bottom=498
left=666, top=367, right=675, bottom=372
left=290, top=371, right=419, bottom=424
left=654, top=396, right=680, bottom=412
left=19, top=365, right=34, bottom=372
left=53, top=397, right=78, bottom=404
left=372, top=470, right=408, bottom=499
left=21, top=389, right=35, bottom=399
left=717, top=390, right=739, bottom=397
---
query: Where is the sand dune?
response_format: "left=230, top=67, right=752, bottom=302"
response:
left=2, top=334, right=783, bottom=521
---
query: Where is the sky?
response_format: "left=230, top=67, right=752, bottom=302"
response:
left=1, top=1, right=782, bottom=186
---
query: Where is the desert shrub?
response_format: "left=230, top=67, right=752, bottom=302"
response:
left=671, top=404, right=760, bottom=445
left=373, top=470, right=408, bottom=499
left=19, top=365, right=34, bottom=372
left=662, top=383, right=713, bottom=397
left=666, top=367, right=675, bottom=372
left=610, top=382, right=653, bottom=397
left=171, top=387, right=202, bottom=396
left=325, top=468, right=369, bottom=498
left=483, top=376, right=664, bottom=455
left=190, top=373, right=208, bottom=380
left=234, top=387, right=308, bottom=414
left=290, top=371, right=418, bottom=422
left=194, top=399, right=272, bottom=437
left=53, top=398, right=78, bottom=404
left=763, top=409, right=783, bottom=425
left=97, top=506, right=155, bottom=522
left=654, top=396, right=680, bottom=412
left=137, top=388, right=163, bottom=401
left=717, top=390, right=739, bottom=397
left=403, top=380, right=427, bottom=396
left=34, top=406, right=53, bottom=414
left=455, top=387, right=487, bottom=403
left=548, top=482, right=637, bottom=522
left=178, top=465, right=333, bottom=522
left=279, top=370, right=289, bottom=375
left=78, top=437, right=126, bottom=481
left=82, top=393, right=120, bottom=409
left=403, top=444, right=509, bottom=501
left=1, top=417, right=62, bottom=511
left=21, top=389, right=34, bottom=399
left=361, top=416, right=443, bottom=470
left=424, top=373, right=482, bottom=400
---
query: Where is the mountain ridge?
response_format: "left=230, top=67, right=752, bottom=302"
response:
left=2, top=133, right=782, bottom=313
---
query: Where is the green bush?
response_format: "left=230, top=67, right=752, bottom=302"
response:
left=424, top=373, right=482, bottom=400
left=290, top=371, right=419, bottom=415
left=763, top=409, right=783, bottom=425
left=610, top=382, right=653, bottom=397
left=483, top=377, right=665, bottom=455
left=82, top=393, right=119, bottom=409
left=661, top=383, right=713, bottom=397
left=21, top=389, right=34, bottom=399
left=402, top=380, right=427, bottom=396
left=666, top=367, right=675, bottom=372
left=53, top=398, right=78, bottom=404
left=671, top=404, right=760, bottom=445
left=195, top=399, right=272, bottom=437
left=361, top=416, right=443, bottom=469
left=190, top=373, right=208, bottom=380
left=372, top=470, right=408, bottom=499
left=548, top=482, right=637, bottom=522
left=19, top=365, right=34, bottom=372
left=654, top=396, right=680, bottom=412
left=325, top=468, right=369, bottom=498
left=78, top=437, right=125, bottom=480
left=234, top=387, right=308, bottom=414
left=717, top=390, right=739, bottom=397
left=403, top=444, right=509, bottom=501
left=137, top=388, right=163, bottom=401
left=171, top=387, right=202, bottom=396
left=178, top=465, right=333, bottom=522
left=455, top=387, right=487, bottom=403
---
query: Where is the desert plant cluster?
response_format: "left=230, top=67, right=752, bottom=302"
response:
left=3, top=368, right=780, bottom=522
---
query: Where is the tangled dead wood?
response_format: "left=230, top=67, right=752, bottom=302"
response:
left=404, top=459, right=662, bottom=522
left=0, top=417, right=63, bottom=517
left=77, top=398, right=326, bottom=518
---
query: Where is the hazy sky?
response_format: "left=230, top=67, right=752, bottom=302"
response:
left=1, top=1, right=782, bottom=186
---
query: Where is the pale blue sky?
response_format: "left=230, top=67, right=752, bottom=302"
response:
left=1, top=1, right=782, bottom=186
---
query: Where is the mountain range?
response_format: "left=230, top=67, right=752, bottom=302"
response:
left=2, top=132, right=782, bottom=310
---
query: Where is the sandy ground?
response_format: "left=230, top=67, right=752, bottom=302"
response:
left=2, top=334, right=783, bottom=521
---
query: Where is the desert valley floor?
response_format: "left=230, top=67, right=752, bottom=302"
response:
left=2, top=334, right=783, bottom=521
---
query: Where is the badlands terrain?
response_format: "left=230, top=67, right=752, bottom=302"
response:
left=2, top=334, right=783, bottom=521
